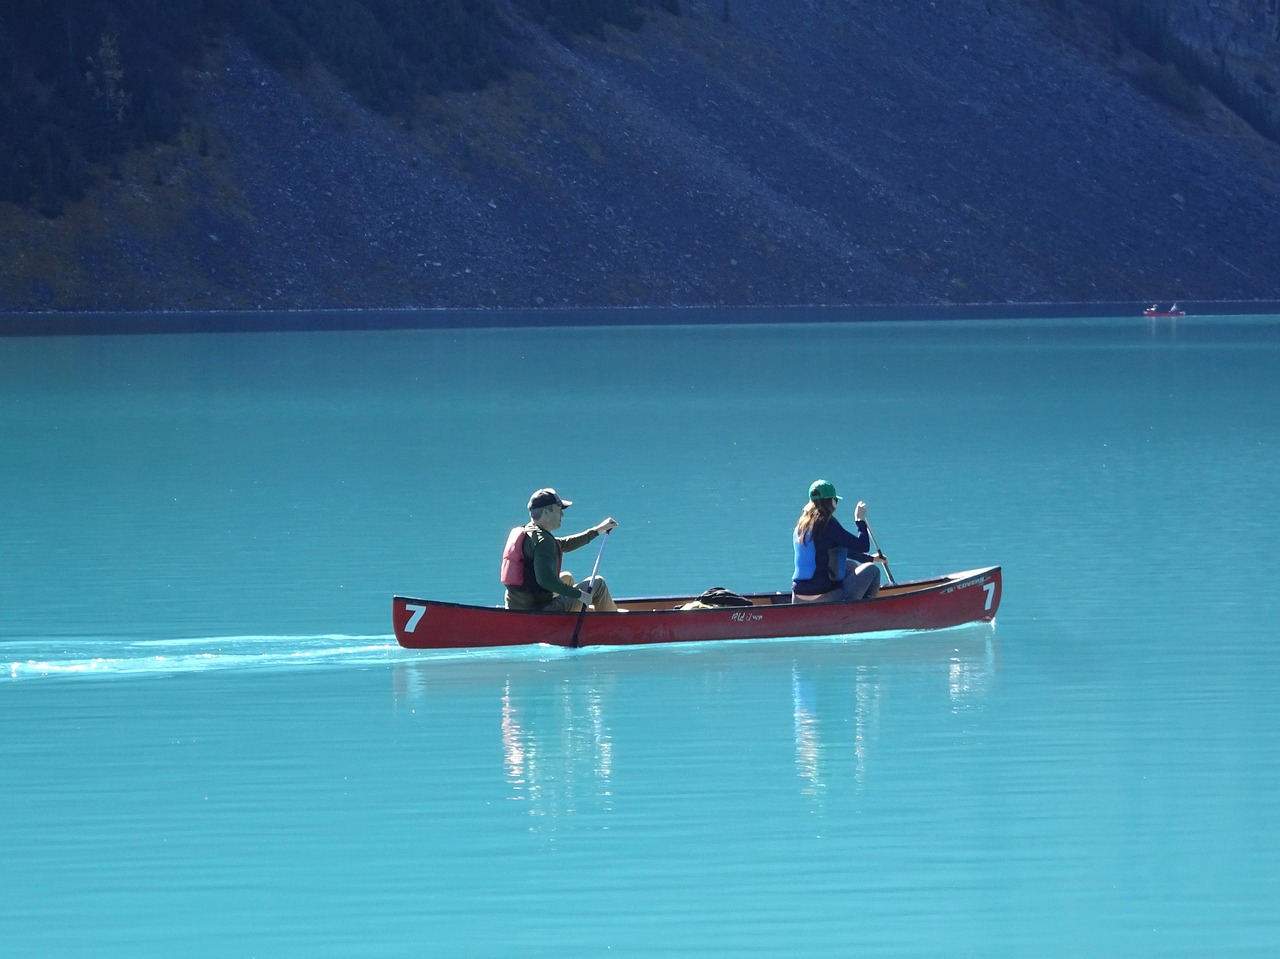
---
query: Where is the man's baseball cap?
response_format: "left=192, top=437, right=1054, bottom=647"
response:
left=528, top=488, right=572, bottom=511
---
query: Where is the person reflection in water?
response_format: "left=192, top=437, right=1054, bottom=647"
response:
left=791, top=479, right=886, bottom=604
left=502, top=487, right=620, bottom=611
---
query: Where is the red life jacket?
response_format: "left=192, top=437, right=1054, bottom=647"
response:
left=500, top=526, right=561, bottom=588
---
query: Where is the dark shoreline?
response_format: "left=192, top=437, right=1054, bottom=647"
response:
left=3, top=301, right=1279, bottom=337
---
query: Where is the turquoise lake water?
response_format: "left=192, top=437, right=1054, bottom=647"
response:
left=2, top=315, right=1279, bottom=956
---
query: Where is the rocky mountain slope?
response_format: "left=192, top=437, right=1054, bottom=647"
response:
left=3, top=0, right=1279, bottom=313
left=1158, top=0, right=1279, bottom=57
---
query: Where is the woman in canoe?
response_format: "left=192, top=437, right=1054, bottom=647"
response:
left=792, top=479, right=885, bottom=604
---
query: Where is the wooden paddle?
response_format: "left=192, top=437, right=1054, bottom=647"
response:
left=570, top=530, right=610, bottom=648
left=866, top=523, right=897, bottom=585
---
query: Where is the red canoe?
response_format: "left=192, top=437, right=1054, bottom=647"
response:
left=393, top=566, right=1001, bottom=650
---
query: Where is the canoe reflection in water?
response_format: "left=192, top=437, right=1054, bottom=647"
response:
left=499, top=676, right=615, bottom=821
left=391, top=623, right=999, bottom=824
left=791, top=625, right=1000, bottom=800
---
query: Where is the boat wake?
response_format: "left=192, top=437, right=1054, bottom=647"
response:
left=6, top=621, right=1003, bottom=683
left=4, top=633, right=417, bottom=682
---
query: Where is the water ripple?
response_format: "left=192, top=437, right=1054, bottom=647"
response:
left=4, top=634, right=410, bottom=681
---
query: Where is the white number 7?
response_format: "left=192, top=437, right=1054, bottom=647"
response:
left=405, top=604, right=427, bottom=632
left=982, top=582, right=995, bottom=611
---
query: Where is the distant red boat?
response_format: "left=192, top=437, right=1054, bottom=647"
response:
left=393, top=566, right=1002, bottom=650
left=1144, top=303, right=1186, bottom=317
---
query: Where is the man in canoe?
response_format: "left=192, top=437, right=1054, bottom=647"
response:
left=501, top=488, right=621, bottom=612
left=792, top=479, right=887, bottom=604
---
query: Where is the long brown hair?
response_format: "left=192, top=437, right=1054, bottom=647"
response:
left=795, top=498, right=837, bottom=543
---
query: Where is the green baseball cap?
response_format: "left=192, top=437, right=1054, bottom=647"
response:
left=809, top=479, right=840, bottom=501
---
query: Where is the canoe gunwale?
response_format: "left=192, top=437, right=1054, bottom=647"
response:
left=393, top=573, right=959, bottom=614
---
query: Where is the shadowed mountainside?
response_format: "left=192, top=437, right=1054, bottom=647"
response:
left=2, top=0, right=1279, bottom=314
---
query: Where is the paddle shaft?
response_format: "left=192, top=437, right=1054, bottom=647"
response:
left=866, top=523, right=896, bottom=585
left=569, top=530, right=610, bottom=648
left=587, top=529, right=609, bottom=583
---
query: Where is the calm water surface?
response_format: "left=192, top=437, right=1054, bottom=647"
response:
left=2, top=315, right=1278, bottom=956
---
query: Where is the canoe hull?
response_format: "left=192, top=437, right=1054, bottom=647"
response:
left=393, top=566, right=1001, bottom=650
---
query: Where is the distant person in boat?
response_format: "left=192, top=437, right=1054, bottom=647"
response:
left=502, top=488, right=621, bottom=612
left=792, top=479, right=885, bottom=604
